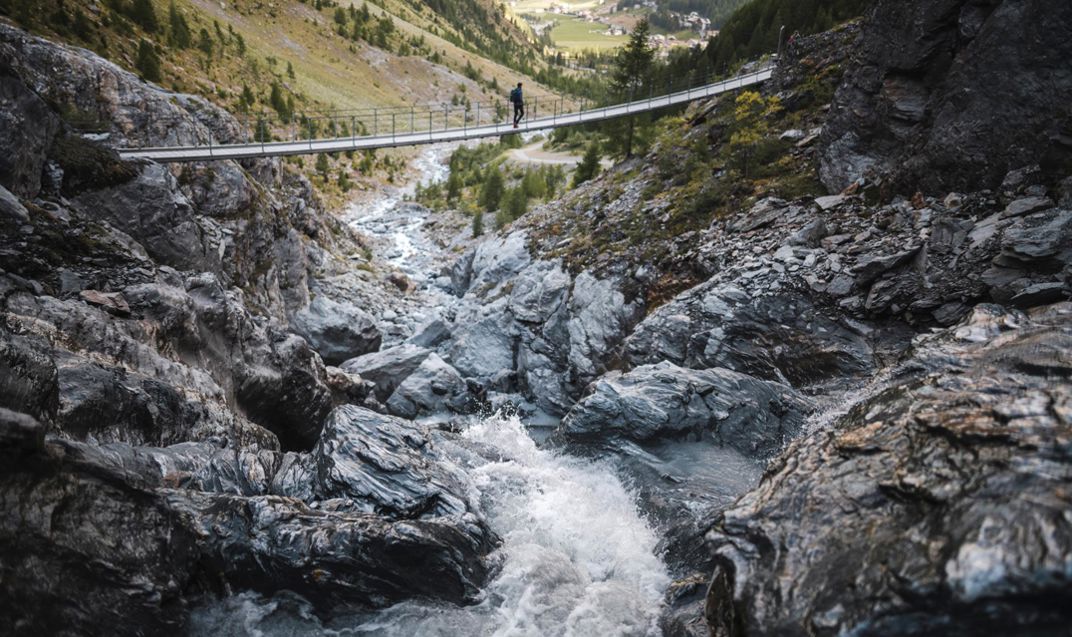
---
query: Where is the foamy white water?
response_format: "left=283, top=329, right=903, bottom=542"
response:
left=189, top=413, right=670, bottom=636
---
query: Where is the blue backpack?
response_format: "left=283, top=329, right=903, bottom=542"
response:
left=510, top=88, right=522, bottom=104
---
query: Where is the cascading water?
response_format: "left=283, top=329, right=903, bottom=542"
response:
left=190, top=145, right=671, bottom=635
left=189, top=413, right=671, bottom=636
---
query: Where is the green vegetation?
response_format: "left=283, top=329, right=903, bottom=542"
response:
left=572, top=142, right=601, bottom=187
left=610, top=19, right=656, bottom=158
left=707, top=0, right=871, bottom=69
left=135, top=39, right=162, bottom=82
left=728, top=90, right=782, bottom=177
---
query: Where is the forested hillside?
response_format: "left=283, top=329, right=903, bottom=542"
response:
left=706, top=0, right=871, bottom=68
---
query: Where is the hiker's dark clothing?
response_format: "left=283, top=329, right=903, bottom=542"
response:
left=511, top=87, right=524, bottom=126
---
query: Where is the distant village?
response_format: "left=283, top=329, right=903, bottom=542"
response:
left=517, top=0, right=716, bottom=55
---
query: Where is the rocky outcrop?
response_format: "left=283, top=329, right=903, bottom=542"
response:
left=820, top=0, right=1072, bottom=194
left=625, top=280, right=876, bottom=389
left=292, top=296, right=382, bottom=366
left=0, top=404, right=494, bottom=635
left=704, top=303, right=1072, bottom=636
left=558, top=361, right=812, bottom=457
left=0, top=22, right=497, bottom=634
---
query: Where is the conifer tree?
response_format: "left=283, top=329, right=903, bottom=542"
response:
left=480, top=168, right=504, bottom=212
left=168, top=1, right=191, bottom=48
left=131, top=0, right=159, bottom=33
left=572, top=142, right=601, bottom=187
left=135, top=39, right=162, bottom=82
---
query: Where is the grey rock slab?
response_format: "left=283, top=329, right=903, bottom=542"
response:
left=1002, top=196, right=1054, bottom=218
left=292, top=296, right=382, bottom=366
left=340, top=344, right=432, bottom=403
left=385, top=353, right=470, bottom=419
left=558, top=361, right=812, bottom=457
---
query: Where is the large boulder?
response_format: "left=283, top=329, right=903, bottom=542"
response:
left=705, top=303, right=1072, bottom=636
left=558, top=361, right=812, bottom=457
left=819, top=0, right=1072, bottom=193
left=625, top=282, right=875, bottom=389
left=0, top=404, right=494, bottom=634
left=341, top=344, right=432, bottom=403
left=292, top=296, right=382, bottom=366
left=385, top=354, right=471, bottom=419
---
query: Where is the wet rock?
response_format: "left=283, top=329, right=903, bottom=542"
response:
left=1009, top=282, right=1070, bottom=307
left=0, top=184, right=29, bottom=223
left=819, top=0, right=1072, bottom=193
left=705, top=303, right=1072, bottom=636
left=814, top=194, right=847, bottom=211
left=272, top=405, right=473, bottom=519
left=448, top=302, right=516, bottom=381
left=0, top=432, right=205, bottom=635
left=626, top=281, right=875, bottom=389
left=341, top=344, right=432, bottom=402
left=567, top=271, right=644, bottom=383
left=852, top=247, right=919, bottom=283
left=292, top=296, right=382, bottom=366
left=0, top=406, right=45, bottom=455
left=558, top=361, right=812, bottom=457
left=0, top=329, right=58, bottom=422
left=0, top=72, right=60, bottom=199
left=385, top=354, right=471, bottom=418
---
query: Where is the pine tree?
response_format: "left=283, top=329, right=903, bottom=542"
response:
left=480, top=168, right=503, bottom=212
left=471, top=210, right=484, bottom=237
left=269, top=82, right=291, bottom=122
left=315, top=153, right=330, bottom=178
left=287, top=61, right=296, bottom=79
left=612, top=20, right=654, bottom=157
left=197, top=28, right=213, bottom=57
left=502, top=187, right=527, bottom=221
left=135, top=39, right=162, bottom=82
left=446, top=172, right=462, bottom=204
left=130, top=0, right=159, bottom=33
left=72, top=9, right=94, bottom=40
left=168, top=1, right=191, bottom=48
left=572, top=142, right=601, bottom=187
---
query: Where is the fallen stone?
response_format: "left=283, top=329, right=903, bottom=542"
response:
left=1002, top=196, right=1054, bottom=218
left=814, top=195, right=847, bottom=211
left=340, top=344, right=432, bottom=402
left=293, top=296, right=382, bottom=366
left=79, top=290, right=130, bottom=316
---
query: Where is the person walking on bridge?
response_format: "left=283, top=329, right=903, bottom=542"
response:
left=510, top=82, right=525, bottom=128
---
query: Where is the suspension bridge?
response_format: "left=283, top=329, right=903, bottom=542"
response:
left=117, top=67, right=773, bottom=163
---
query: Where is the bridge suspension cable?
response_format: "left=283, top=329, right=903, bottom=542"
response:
left=117, top=67, right=773, bottom=163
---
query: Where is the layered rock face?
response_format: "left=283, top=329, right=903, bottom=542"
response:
left=820, top=0, right=1072, bottom=193
left=705, top=304, right=1072, bottom=636
left=0, top=24, right=489, bottom=633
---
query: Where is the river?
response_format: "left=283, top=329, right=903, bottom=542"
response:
left=188, top=146, right=684, bottom=635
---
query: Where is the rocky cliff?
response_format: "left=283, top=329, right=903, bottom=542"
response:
left=820, top=0, right=1072, bottom=194
left=0, top=23, right=495, bottom=634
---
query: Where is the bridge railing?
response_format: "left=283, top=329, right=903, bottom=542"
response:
left=117, top=66, right=773, bottom=152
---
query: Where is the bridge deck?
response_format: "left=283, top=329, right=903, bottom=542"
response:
left=118, top=68, right=772, bottom=163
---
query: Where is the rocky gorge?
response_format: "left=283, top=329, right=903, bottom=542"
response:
left=1, top=0, right=1071, bottom=635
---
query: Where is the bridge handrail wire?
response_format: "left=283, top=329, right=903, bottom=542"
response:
left=118, top=67, right=773, bottom=161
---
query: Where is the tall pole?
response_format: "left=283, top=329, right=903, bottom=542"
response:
left=777, top=25, right=786, bottom=58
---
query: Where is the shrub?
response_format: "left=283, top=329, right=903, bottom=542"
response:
left=135, top=39, right=162, bottom=82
